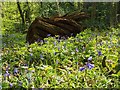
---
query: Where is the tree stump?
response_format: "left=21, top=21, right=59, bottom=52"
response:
left=26, top=12, right=89, bottom=44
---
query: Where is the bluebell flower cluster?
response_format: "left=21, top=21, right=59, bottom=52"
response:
left=4, top=70, right=10, bottom=80
left=79, top=56, right=94, bottom=71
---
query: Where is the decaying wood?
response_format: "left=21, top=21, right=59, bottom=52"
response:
left=26, top=12, right=89, bottom=44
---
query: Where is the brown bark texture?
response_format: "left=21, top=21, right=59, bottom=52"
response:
left=26, top=12, right=89, bottom=44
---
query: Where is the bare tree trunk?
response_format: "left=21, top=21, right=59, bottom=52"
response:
left=56, top=0, right=61, bottom=16
left=114, top=2, right=117, bottom=26
left=78, top=2, right=82, bottom=10
left=25, top=1, right=31, bottom=24
left=110, top=2, right=117, bottom=27
left=91, top=2, right=96, bottom=20
left=117, top=1, right=120, bottom=23
left=16, top=0, right=25, bottom=25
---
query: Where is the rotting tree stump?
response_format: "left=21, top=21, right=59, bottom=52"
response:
left=26, top=12, right=89, bottom=44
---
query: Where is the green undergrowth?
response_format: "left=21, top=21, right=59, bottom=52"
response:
left=1, top=28, right=120, bottom=88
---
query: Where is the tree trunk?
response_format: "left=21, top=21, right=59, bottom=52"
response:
left=56, top=0, right=61, bottom=16
left=16, top=0, right=25, bottom=25
left=110, top=2, right=117, bottom=27
left=91, top=2, right=96, bottom=21
left=117, top=1, right=120, bottom=23
left=24, top=1, right=31, bottom=24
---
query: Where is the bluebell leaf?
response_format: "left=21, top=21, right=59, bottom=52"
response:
left=79, top=67, right=85, bottom=71
left=63, top=44, right=66, bottom=49
left=86, top=63, right=94, bottom=69
left=6, top=65, right=10, bottom=71
left=88, top=56, right=92, bottom=61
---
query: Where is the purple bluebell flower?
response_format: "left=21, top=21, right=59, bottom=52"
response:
left=37, top=38, right=41, bottom=42
left=4, top=71, right=10, bottom=77
left=40, top=40, right=43, bottom=44
left=54, top=41, right=56, bottom=46
left=108, top=45, right=111, bottom=48
left=86, top=63, right=94, bottom=69
left=24, top=64, right=28, bottom=66
left=40, top=54, right=44, bottom=60
left=9, top=83, right=13, bottom=88
left=82, top=46, right=86, bottom=51
left=47, top=34, right=51, bottom=37
left=76, top=48, right=79, bottom=52
left=98, top=51, right=102, bottom=56
left=58, top=47, right=60, bottom=51
left=39, top=88, right=43, bottom=90
left=79, top=67, right=85, bottom=71
left=79, top=56, right=94, bottom=71
left=56, top=60, right=58, bottom=64
left=88, top=56, right=92, bottom=61
left=30, top=53, right=33, bottom=56
left=13, top=68, right=18, bottom=74
left=61, top=36, right=66, bottom=40
left=54, top=52, right=57, bottom=55
left=4, top=70, right=10, bottom=80
left=71, top=33, right=73, bottom=36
